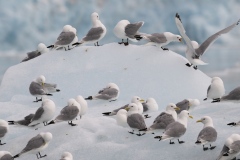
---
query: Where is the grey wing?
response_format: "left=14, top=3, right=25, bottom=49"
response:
left=196, top=19, right=240, bottom=56
left=151, top=112, right=175, bottom=129
left=21, top=135, right=45, bottom=154
left=127, top=114, right=147, bottom=130
left=0, top=126, right=7, bottom=138
left=164, top=122, right=186, bottom=137
left=230, top=140, right=240, bottom=153
left=31, top=107, right=44, bottom=121
left=27, top=50, right=41, bottom=59
left=55, top=31, right=75, bottom=45
left=83, top=27, right=103, bottom=41
left=29, top=82, right=46, bottom=95
left=125, top=21, right=144, bottom=38
left=175, top=13, right=197, bottom=56
left=57, top=106, right=79, bottom=121
left=217, top=145, right=230, bottom=160
left=197, top=127, right=217, bottom=142
left=222, top=86, right=240, bottom=100
left=176, top=99, right=189, bottom=114
left=24, top=114, right=35, bottom=121
left=113, top=104, right=128, bottom=113
left=142, top=103, right=149, bottom=112
left=147, top=33, right=167, bottom=43
left=1, top=154, right=13, bottom=160
left=95, top=88, right=118, bottom=100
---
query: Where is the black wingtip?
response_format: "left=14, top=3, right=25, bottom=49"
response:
left=139, top=128, right=147, bottom=131
left=102, top=112, right=111, bottom=116
left=223, top=153, right=229, bottom=156
left=134, top=35, right=143, bottom=41
left=85, top=96, right=93, bottom=100
left=195, top=140, right=201, bottom=144
left=47, top=120, right=55, bottom=125
left=13, top=154, right=19, bottom=158
left=227, top=122, right=236, bottom=126
left=56, top=89, right=60, bottom=92
left=47, top=45, right=54, bottom=49
left=46, top=94, right=53, bottom=96
left=8, top=121, right=15, bottom=125
left=203, top=98, right=207, bottom=101
left=154, top=136, right=162, bottom=139
left=72, top=42, right=81, bottom=46
left=237, top=19, right=240, bottom=25
left=175, top=13, right=182, bottom=23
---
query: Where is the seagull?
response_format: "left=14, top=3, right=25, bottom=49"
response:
left=140, top=32, right=182, bottom=50
left=175, top=98, right=200, bottom=114
left=85, top=83, right=120, bottom=102
left=21, top=43, right=49, bottom=62
left=48, top=98, right=81, bottom=126
left=0, top=119, right=9, bottom=145
left=113, top=20, right=144, bottom=46
left=154, top=110, right=193, bottom=144
left=29, top=75, right=60, bottom=102
left=47, top=25, right=77, bottom=51
left=148, top=103, right=179, bottom=133
left=0, top=151, right=13, bottom=160
left=13, top=132, right=52, bottom=159
left=8, top=113, right=35, bottom=126
left=102, top=96, right=144, bottom=116
left=142, top=98, right=158, bottom=118
left=175, top=13, right=240, bottom=70
left=116, top=109, right=128, bottom=127
left=28, top=99, right=56, bottom=127
left=75, top=95, right=88, bottom=119
left=125, top=103, right=147, bottom=136
left=60, top=152, right=73, bottom=160
left=203, top=77, right=225, bottom=103
left=73, top=12, right=106, bottom=46
left=195, top=116, right=217, bottom=151
left=221, top=86, right=240, bottom=101
left=217, top=134, right=240, bottom=160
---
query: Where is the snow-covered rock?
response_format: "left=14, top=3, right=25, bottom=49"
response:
left=0, top=44, right=239, bottom=160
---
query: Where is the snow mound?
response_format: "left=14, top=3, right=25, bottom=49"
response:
left=3, top=44, right=239, bottom=160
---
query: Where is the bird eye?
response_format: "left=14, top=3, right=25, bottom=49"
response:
left=203, top=118, right=205, bottom=120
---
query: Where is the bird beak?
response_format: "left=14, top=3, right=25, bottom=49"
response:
left=42, top=83, right=44, bottom=86
left=125, top=107, right=130, bottom=111
left=189, top=115, right=193, bottom=119
left=174, top=107, right=180, bottom=111
left=140, top=99, right=145, bottom=103
left=179, top=38, right=183, bottom=42
left=196, top=119, right=202, bottom=123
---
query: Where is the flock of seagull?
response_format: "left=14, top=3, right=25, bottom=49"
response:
left=0, top=12, right=240, bottom=160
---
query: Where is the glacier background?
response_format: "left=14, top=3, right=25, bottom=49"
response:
left=0, top=0, right=240, bottom=90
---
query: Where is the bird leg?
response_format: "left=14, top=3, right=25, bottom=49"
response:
left=0, top=140, right=6, bottom=145
left=193, top=66, right=198, bottom=70
left=94, top=42, right=100, bottom=46
left=124, top=39, right=129, bottom=46
left=33, top=97, right=42, bottom=102
left=68, top=121, right=77, bottom=126
left=118, top=39, right=124, bottom=44
left=128, top=130, right=134, bottom=134
left=109, top=99, right=117, bottom=102
left=203, top=145, right=208, bottom=151
left=144, top=114, right=151, bottom=118
left=178, top=139, right=185, bottom=144
left=210, top=144, right=216, bottom=150
left=170, top=140, right=175, bottom=144
left=203, top=98, right=207, bottom=101
left=37, top=152, right=47, bottom=159
left=185, top=63, right=192, bottom=67
left=211, top=98, right=220, bottom=103
left=161, top=47, right=169, bottom=51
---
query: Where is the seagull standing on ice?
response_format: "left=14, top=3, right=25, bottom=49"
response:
left=21, top=43, right=49, bottom=62
left=175, top=13, right=240, bottom=70
left=75, top=95, right=88, bottom=119
left=73, top=12, right=106, bottom=46
left=113, top=20, right=144, bottom=46
left=29, top=75, right=60, bottom=102
left=140, top=32, right=182, bottom=50
left=85, top=83, right=120, bottom=102
left=8, top=114, right=35, bottom=126
left=195, top=116, right=217, bottom=151
left=13, top=132, right=52, bottom=159
left=47, top=25, right=77, bottom=51
left=203, top=77, right=225, bottom=103
left=60, top=152, right=73, bottom=160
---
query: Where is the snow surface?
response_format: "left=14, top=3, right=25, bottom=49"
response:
left=0, top=44, right=240, bottom=160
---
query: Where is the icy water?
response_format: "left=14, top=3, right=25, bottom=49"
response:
left=0, top=47, right=239, bottom=92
